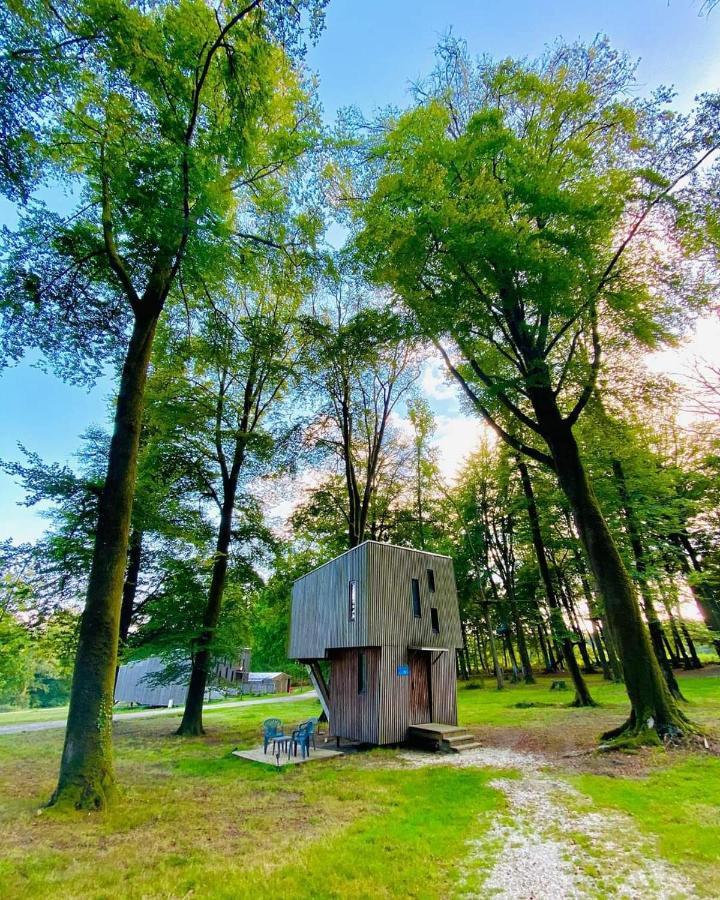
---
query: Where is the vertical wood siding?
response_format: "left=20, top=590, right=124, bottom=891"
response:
left=329, top=647, right=380, bottom=743
left=366, top=542, right=462, bottom=650
left=289, top=543, right=369, bottom=658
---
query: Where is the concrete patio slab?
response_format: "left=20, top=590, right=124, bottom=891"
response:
left=232, top=745, right=344, bottom=766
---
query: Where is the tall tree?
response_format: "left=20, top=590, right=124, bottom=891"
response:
left=0, top=0, right=325, bottom=808
left=148, top=280, right=308, bottom=736
left=354, top=38, right=717, bottom=742
left=302, top=290, right=420, bottom=549
left=517, top=458, right=594, bottom=702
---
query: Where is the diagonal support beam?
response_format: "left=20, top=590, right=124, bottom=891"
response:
left=306, top=661, right=331, bottom=723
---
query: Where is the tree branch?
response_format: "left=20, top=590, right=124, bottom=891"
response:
left=435, top=341, right=554, bottom=468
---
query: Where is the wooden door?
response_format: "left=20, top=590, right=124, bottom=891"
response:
left=409, top=651, right=431, bottom=724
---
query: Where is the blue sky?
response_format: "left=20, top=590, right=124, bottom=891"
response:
left=1, top=0, right=719, bottom=542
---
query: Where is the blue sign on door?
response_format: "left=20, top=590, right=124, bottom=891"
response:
left=397, top=664, right=410, bottom=676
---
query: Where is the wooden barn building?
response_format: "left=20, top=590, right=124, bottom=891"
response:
left=289, top=541, right=473, bottom=748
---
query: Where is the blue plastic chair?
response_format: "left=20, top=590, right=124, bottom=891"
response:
left=291, top=720, right=314, bottom=759
left=262, top=718, right=284, bottom=753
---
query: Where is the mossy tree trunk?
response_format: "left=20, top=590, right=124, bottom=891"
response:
left=544, top=419, right=689, bottom=741
left=611, top=460, right=684, bottom=701
left=51, top=311, right=158, bottom=809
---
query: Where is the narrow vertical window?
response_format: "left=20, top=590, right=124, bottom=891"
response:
left=411, top=578, right=421, bottom=618
left=431, top=607, right=440, bottom=634
left=349, top=580, right=357, bottom=622
left=358, top=650, right=367, bottom=694
left=427, top=568, right=436, bottom=593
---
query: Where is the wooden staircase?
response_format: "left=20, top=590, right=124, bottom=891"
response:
left=407, top=723, right=480, bottom=754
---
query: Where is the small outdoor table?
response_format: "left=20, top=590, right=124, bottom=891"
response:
left=272, top=735, right=292, bottom=764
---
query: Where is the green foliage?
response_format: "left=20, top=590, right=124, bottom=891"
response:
left=0, top=613, right=33, bottom=707
left=1, top=0, right=325, bottom=381
left=352, top=37, right=715, bottom=457
left=0, top=605, right=78, bottom=709
left=249, top=547, right=326, bottom=678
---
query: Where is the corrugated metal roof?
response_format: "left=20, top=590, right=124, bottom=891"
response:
left=247, top=672, right=287, bottom=681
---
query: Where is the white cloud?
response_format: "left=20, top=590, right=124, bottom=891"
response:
left=421, top=359, right=458, bottom=403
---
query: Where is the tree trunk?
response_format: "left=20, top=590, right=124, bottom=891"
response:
left=459, top=621, right=471, bottom=679
left=51, top=312, right=158, bottom=809
left=504, top=629, right=519, bottom=678
left=680, top=622, right=703, bottom=669
left=177, top=489, right=236, bottom=736
left=115, top=527, right=144, bottom=689
left=537, top=623, right=552, bottom=672
left=483, top=604, right=504, bottom=690
left=599, top=615, right=623, bottom=683
left=611, top=460, right=684, bottom=701
left=668, top=616, right=692, bottom=670
left=545, top=422, right=689, bottom=741
left=589, top=622, right=612, bottom=681
left=517, top=459, right=595, bottom=706
left=119, top=528, right=143, bottom=649
left=510, top=601, right=535, bottom=683
left=674, top=533, right=720, bottom=659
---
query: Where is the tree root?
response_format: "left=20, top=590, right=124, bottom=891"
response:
left=569, top=694, right=598, bottom=708
left=600, top=707, right=701, bottom=751
left=47, top=775, right=116, bottom=812
left=175, top=722, right=205, bottom=737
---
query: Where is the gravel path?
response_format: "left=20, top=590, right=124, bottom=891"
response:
left=0, top=690, right=317, bottom=736
left=399, top=747, right=696, bottom=899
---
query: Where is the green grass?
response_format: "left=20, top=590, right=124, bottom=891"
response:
left=0, top=697, right=502, bottom=898
left=457, top=668, right=720, bottom=731
left=0, top=705, right=72, bottom=724
left=570, top=757, right=720, bottom=897
left=0, top=670, right=718, bottom=898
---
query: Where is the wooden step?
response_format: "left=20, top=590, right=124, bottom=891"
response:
left=408, top=723, right=468, bottom=740
left=445, top=734, right=477, bottom=747
left=447, top=739, right=481, bottom=753
left=407, top=723, right=479, bottom=753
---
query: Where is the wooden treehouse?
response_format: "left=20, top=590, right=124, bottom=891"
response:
left=289, top=541, right=479, bottom=752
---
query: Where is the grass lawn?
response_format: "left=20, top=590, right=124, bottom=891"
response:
left=0, top=670, right=718, bottom=898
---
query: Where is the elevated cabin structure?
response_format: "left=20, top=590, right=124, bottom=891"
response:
left=289, top=541, right=463, bottom=745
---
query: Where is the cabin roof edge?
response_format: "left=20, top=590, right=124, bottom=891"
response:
left=291, top=540, right=453, bottom=586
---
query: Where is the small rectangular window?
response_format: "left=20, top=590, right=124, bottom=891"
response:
left=411, top=578, right=421, bottom=618
left=431, top=607, right=440, bottom=634
left=427, top=568, right=436, bottom=593
left=358, top=651, right=367, bottom=694
left=349, top=580, right=357, bottom=622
